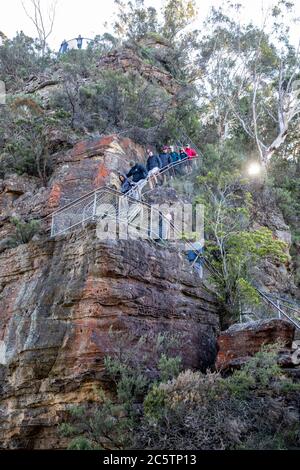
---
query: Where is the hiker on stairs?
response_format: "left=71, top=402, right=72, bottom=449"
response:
left=146, top=150, right=162, bottom=189
left=185, top=144, right=198, bottom=173
left=126, top=160, right=148, bottom=183
left=179, top=148, right=188, bottom=160
left=169, top=146, right=180, bottom=164
left=186, top=241, right=204, bottom=279
left=159, top=146, right=172, bottom=169
left=159, top=147, right=172, bottom=183
left=119, top=174, right=134, bottom=194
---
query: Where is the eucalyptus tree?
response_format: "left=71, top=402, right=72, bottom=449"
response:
left=197, top=0, right=300, bottom=167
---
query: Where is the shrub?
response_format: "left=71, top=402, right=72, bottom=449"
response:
left=62, top=339, right=300, bottom=450
left=138, top=345, right=300, bottom=450
left=61, top=330, right=184, bottom=450
left=0, top=32, right=52, bottom=91
left=0, top=97, right=60, bottom=182
left=9, top=217, right=41, bottom=245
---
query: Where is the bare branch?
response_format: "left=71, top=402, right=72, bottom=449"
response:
left=22, top=0, right=57, bottom=55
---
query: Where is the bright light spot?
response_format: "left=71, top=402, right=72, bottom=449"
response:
left=247, top=162, right=261, bottom=176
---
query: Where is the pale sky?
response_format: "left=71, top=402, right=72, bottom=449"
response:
left=1, top=0, right=300, bottom=51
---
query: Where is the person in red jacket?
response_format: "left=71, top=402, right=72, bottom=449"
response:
left=184, top=144, right=198, bottom=173
left=184, top=144, right=198, bottom=159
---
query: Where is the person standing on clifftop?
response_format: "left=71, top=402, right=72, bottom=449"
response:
left=76, top=35, right=83, bottom=49
left=59, top=40, right=68, bottom=54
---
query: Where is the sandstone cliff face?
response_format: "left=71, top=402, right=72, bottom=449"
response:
left=0, top=224, right=220, bottom=449
left=216, top=319, right=295, bottom=370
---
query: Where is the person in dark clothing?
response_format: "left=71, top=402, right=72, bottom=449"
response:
left=126, top=161, right=148, bottom=183
left=119, top=174, right=133, bottom=194
left=159, top=147, right=172, bottom=169
left=146, top=150, right=161, bottom=188
left=179, top=148, right=188, bottom=160
left=186, top=242, right=204, bottom=278
left=59, top=40, right=68, bottom=54
left=169, top=146, right=180, bottom=164
left=146, top=150, right=162, bottom=172
left=77, top=35, right=83, bottom=49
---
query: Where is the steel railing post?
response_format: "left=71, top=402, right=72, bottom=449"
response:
left=92, top=191, right=97, bottom=220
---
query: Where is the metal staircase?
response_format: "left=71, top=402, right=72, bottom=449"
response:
left=48, top=140, right=300, bottom=333
left=49, top=157, right=196, bottom=238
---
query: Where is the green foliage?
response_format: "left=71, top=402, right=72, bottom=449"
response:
left=62, top=334, right=300, bottom=451
left=62, top=331, right=184, bottom=450
left=236, top=278, right=261, bottom=307
left=225, top=345, right=283, bottom=397
left=138, top=345, right=300, bottom=450
left=68, top=437, right=95, bottom=450
left=0, top=97, right=63, bottom=181
left=113, top=0, right=159, bottom=41
left=158, top=354, right=182, bottom=382
left=143, top=385, right=167, bottom=420
left=268, top=149, right=300, bottom=287
left=192, top=144, right=288, bottom=317
left=0, top=32, right=53, bottom=91
left=51, top=69, right=169, bottom=137
left=162, top=0, right=198, bottom=40
left=51, top=67, right=199, bottom=145
left=9, top=217, right=41, bottom=245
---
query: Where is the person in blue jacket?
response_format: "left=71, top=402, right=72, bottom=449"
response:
left=59, top=40, right=68, bottom=54
left=146, top=150, right=162, bottom=188
left=159, top=147, right=172, bottom=169
left=146, top=150, right=162, bottom=172
left=186, top=242, right=204, bottom=278
left=126, top=161, right=148, bottom=183
left=169, top=146, right=180, bottom=164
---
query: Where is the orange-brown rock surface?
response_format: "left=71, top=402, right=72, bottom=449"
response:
left=216, top=319, right=295, bottom=370
left=0, top=134, right=145, bottom=240
left=97, top=48, right=181, bottom=96
left=0, top=224, right=220, bottom=448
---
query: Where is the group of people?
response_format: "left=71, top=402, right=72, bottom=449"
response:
left=118, top=144, right=198, bottom=195
left=59, top=35, right=83, bottom=54
left=117, top=143, right=203, bottom=277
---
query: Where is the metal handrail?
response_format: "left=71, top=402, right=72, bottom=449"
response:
left=256, top=288, right=300, bottom=330
left=46, top=186, right=122, bottom=218
left=263, top=292, right=300, bottom=308
left=138, top=157, right=200, bottom=199
left=47, top=156, right=200, bottom=219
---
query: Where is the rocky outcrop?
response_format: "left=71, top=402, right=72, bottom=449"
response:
left=0, top=135, right=145, bottom=239
left=98, top=48, right=181, bottom=96
left=0, top=225, right=220, bottom=449
left=216, top=319, right=295, bottom=370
